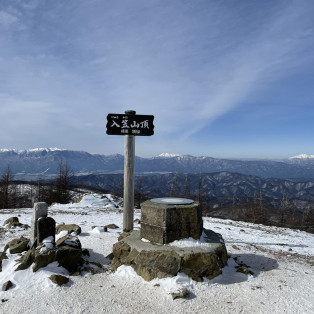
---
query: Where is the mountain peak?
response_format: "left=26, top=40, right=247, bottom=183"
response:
left=25, top=148, right=64, bottom=153
left=289, top=154, right=314, bottom=159
left=157, top=153, right=181, bottom=158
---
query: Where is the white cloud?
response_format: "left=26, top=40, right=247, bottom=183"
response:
left=0, top=0, right=313, bottom=155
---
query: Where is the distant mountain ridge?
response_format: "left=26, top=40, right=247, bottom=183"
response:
left=0, top=148, right=64, bottom=153
left=1, top=148, right=314, bottom=180
left=74, top=171, right=314, bottom=212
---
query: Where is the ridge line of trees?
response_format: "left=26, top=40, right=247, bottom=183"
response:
left=0, top=160, right=74, bottom=209
left=1, top=165, right=313, bottom=233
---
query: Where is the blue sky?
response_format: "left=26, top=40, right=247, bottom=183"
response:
left=1, top=0, right=314, bottom=159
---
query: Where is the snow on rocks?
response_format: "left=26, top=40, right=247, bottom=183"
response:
left=0, top=192, right=313, bottom=313
left=39, top=236, right=55, bottom=253
left=91, top=226, right=106, bottom=234
left=168, top=231, right=215, bottom=248
left=56, top=224, right=82, bottom=235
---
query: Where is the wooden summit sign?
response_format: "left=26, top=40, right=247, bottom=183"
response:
left=106, top=110, right=154, bottom=232
left=106, top=113, right=154, bottom=136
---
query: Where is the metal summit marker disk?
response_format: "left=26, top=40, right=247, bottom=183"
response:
left=150, top=197, right=195, bottom=205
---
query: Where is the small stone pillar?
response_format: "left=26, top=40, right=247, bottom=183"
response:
left=30, top=202, right=48, bottom=247
left=140, top=198, right=203, bottom=244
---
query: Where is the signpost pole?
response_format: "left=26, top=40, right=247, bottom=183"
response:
left=106, top=109, right=154, bottom=231
left=123, top=110, right=136, bottom=232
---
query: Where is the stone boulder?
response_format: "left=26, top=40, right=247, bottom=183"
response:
left=49, top=274, right=69, bottom=286
left=4, top=237, right=29, bottom=254
left=2, top=280, right=13, bottom=291
left=171, top=288, right=190, bottom=300
left=33, top=245, right=82, bottom=272
left=111, top=229, right=228, bottom=282
left=11, top=220, right=84, bottom=273
left=3, top=217, right=19, bottom=226
left=16, top=245, right=83, bottom=273
left=3, top=217, right=26, bottom=229
left=55, top=246, right=83, bottom=272
left=56, top=224, right=81, bottom=235
left=16, top=249, right=35, bottom=271
left=105, top=224, right=119, bottom=229
left=32, top=248, right=56, bottom=272
left=0, top=252, right=8, bottom=272
left=112, top=244, right=182, bottom=281
left=181, top=251, right=225, bottom=281
left=56, top=235, right=82, bottom=249
left=132, top=250, right=181, bottom=281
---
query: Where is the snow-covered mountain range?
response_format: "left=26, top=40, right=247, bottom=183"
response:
left=0, top=148, right=64, bottom=153
left=1, top=148, right=314, bottom=180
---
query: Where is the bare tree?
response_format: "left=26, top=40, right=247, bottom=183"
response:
left=134, top=176, right=149, bottom=208
left=182, top=174, right=190, bottom=198
left=302, top=204, right=314, bottom=226
left=197, top=173, right=204, bottom=203
left=251, top=191, right=264, bottom=223
left=55, top=160, right=73, bottom=204
left=36, top=177, right=45, bottom=203
left=279, top=192, right=294, bottom=224
left=231, top=192, right=237, bottom=219
left=170, top=172, right=179, bottom=197
left=113, top=177, right=124, bottom=198
left=0, top=165, right=15, bottom=209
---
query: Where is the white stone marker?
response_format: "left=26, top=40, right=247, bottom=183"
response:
left=30, top=202, right=48, bottom=246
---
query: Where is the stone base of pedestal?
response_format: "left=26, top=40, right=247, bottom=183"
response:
left=111, top=229, right=228, bottom=282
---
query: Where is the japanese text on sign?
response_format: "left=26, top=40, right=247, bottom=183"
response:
left=106, top=114, right=154, bottom=136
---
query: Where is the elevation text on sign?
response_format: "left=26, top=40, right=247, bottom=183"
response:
left=106, top=114, right=154, bottom=136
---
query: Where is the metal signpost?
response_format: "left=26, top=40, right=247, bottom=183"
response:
left=106, top=110, right=154, bottom=232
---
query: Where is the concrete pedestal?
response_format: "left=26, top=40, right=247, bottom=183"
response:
left=140, top=198, right=203, bottom=244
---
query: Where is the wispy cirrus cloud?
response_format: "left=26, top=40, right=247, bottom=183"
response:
left=0, top=0, right=314, bottom=156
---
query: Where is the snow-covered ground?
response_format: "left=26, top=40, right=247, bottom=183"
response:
left=0, top=193, right=313, bottom=314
